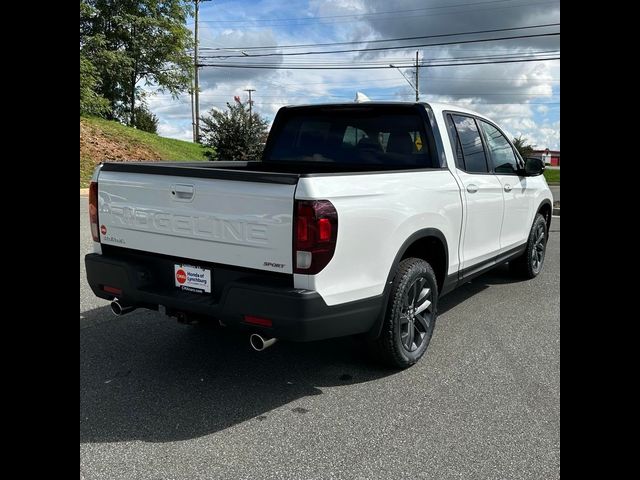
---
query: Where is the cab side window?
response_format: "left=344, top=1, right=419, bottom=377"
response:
left=447, top=114, right=489, bottom=173
left=478, top=120, right=519, bottom=174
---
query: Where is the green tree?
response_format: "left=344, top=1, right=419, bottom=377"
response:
left=133, top=104, right=159, bottom=133
left=80, top=0, right=193, bottom=125
left=200, top=100, right=269, bottom=161
left=512, top=135, right=534, bottom=159
left=80, top=55, right=110, bottom=116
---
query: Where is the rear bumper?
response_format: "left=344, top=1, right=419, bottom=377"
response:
left=84, top=252, right=382, bottom=342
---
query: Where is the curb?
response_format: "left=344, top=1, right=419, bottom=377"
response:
left=553, top=208, right=560, bottom=216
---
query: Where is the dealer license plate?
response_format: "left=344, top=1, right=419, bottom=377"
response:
left=174, top=264, right=212, bottom=293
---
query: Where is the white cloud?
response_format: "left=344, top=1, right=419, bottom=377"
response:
left=309, top=0, right=367, bottom=17
left=145, top=0, right=559, bottom=151
left=157, top=122, right=193, bottom=142
left=529, top=121, right=560, bottom=150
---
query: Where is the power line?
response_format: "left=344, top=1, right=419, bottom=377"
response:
left=194, top=0, right=524, bottom=24
left=200, top=56, right=560, bottom=69
left=191, top=1, right=558, bottom=27
left=259, top=76, right=560, bottom=87
left=200, top=50, right=560, bottom=65
left=161, top=94, right=560, bottom=105
left=198, top=33, right=558, bottom=60
left=200, top=50, right=559, bottom=64
left=154, top=92, right=560, bottom=98
left=162, top=100, right=560, bottom=112
left=198, top=22, right=560, bottom=52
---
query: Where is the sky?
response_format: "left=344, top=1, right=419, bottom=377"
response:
left=146, top=0, right=560, bottom=150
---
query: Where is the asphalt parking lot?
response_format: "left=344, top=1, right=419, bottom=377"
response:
left=80, top=196, right=560, bottom=480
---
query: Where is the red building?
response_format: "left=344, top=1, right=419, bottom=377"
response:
left=532, top=148, right=560, bottom=166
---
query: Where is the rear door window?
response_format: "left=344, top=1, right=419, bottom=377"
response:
left=449, top=114, right=489, bottom=173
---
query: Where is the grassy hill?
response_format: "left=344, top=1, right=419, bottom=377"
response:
left=80, top=116, right=210, bottom=187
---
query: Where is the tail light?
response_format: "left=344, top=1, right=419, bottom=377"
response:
left=89, top=181, right=100, bottom=242
left=293, top=200, right=338, bottom=274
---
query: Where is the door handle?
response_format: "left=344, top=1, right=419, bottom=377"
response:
left=504, top=184, right=512, bottom=192
left=466, top=184, right=478, bottom=193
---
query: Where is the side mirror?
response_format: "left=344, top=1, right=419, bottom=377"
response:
left=523, top=157, right=545, bottom=176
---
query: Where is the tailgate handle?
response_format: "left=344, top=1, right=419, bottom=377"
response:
left=171, top=184, right=195, bottom=202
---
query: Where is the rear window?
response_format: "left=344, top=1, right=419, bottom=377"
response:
left=264, top=107, right=435, bottom=168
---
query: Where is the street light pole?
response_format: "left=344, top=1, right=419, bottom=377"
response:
left=389, top=63, right=419, bottom=101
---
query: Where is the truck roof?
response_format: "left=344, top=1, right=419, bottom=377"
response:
left=280, top=101, right=489, bottom=121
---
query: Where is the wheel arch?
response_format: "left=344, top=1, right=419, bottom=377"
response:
left=537, top=199, right=553, bottom=231
left=366, top=228, right=451, bottom=339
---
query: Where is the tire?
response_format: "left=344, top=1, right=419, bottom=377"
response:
left=370, top=257, right=438, bottom=369
left=509, top=213, right=548, bottom=279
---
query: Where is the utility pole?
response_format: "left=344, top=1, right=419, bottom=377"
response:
left=190, top=80, right=196, bottom=142
left=193, top=0, right=211, bottom=143
left=415, top=50, right=420, bottom=102
left=244, top=88, right=255, bottom=127
left=194, top=0, right=200, bottom=142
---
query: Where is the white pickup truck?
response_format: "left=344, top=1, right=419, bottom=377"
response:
left=85, top=102, right=553, bottom=368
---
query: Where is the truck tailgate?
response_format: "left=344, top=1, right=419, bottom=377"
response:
left=96, top=167, right=297, bottom=274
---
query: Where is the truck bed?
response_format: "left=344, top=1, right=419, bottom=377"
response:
left=100, top=160, right=431, bottom=183
left=100, top=161, right=301, bottom=185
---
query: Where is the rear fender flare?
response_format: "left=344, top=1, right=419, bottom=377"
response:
left=365, top=228, right=449, bottom=339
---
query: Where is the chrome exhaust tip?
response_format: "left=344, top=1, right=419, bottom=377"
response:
left=110, top=298, right=135, bottom=316
left=249, top=333, right=278, bottom=351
